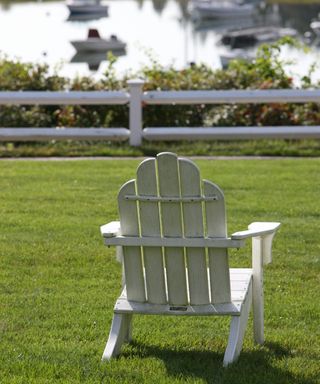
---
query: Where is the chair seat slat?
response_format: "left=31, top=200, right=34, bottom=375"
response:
left=114, top=298, right=242, bottom=316
left=114, top=270, right=252, bottom=315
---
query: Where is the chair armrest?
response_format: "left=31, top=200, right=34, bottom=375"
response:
left=231, top=222, right=281, bottom=265
left=231, top=222, right=281, bottom=240
left=100, top=221, right=121, bottom=238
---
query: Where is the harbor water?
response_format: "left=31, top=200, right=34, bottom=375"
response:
left=0, top=0, right=320, bottom=81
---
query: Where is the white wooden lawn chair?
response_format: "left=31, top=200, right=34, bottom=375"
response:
left=100, top=152, right=280, bottom=366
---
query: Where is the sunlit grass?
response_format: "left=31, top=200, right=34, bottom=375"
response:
left=0, top=158, right=319, bottom=383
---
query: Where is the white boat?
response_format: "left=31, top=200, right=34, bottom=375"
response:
left=71, top=29, right=126, bottom=53
left=189, top=0, right=257, bottom=19
left=66, top=0, right=108, bottom=15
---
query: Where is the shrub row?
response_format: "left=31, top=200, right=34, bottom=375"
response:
left=1, top=38, right=320, bottom=129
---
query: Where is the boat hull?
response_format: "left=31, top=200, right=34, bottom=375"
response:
left=190, top=1, right=256, bottom=19
left=67, top=4, right=108, bottom=15
left=71, top=39, right=126, bottom=53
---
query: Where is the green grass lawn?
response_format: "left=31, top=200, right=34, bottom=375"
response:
left=1, top=158, right=319, bottom=384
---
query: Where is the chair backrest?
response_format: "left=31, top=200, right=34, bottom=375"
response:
left=118, top=152, right=231, bottom=306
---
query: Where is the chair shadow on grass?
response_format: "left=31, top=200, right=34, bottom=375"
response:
left=122, top=341, right=316, bottom=384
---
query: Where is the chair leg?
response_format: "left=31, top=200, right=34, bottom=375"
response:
left=101, top=313, right=132, bottom=361
left=253, top=288, right=264, bottom=345
left=124, top=314, right=133, bottom=343
left=223, top=285, right=252, bottom=367
left=252, top=236, right=264, bottom=344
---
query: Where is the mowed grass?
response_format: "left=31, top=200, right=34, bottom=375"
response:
left=0, top=158, right=319, bottom=384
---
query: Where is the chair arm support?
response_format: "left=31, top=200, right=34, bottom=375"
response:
left=232, top=222, right=280, bottom=345
left=100, top=221, right=121, bottom=238
left=231, top=222, right=281, bottom=265
left=100, top=221, right=123, bottom=263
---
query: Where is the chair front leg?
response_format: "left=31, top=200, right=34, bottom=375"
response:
left=101, top=313, right=132, bottom=361
left=252, top=236, right=264, bottom=344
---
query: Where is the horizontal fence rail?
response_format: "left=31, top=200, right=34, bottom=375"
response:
left=143, top=126, right=320, bottom=141
left=1, top=79, right=320, bottom=146
left=0, top=128, right=130, bottom=141
left=143, top=89, right=320, bottom=104
left=0, top=91, right=129, bottom=105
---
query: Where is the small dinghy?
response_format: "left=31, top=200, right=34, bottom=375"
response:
left=66, top=0, right=108, bottom=15
left=71, top=29, right=126, bottom=53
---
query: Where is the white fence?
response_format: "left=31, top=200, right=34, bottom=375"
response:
left=1, top=79, right=320, bottom=146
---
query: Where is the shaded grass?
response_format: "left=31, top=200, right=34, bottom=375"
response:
left=1, top=139, right=320, bottom=158
left=0, top=158, right=319, bottom=383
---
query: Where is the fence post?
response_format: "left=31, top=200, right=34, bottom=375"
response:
left=127, top=79, right=144, bottom=146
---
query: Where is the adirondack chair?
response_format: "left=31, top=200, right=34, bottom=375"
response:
left=100, top=152, right=280, bottom=366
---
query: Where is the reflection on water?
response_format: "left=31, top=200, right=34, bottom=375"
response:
left=277, top=3, right=320, bottom=32
left=70, top=48, right=126, bottom=70
left=0, top=0, right=320, bottom=79
left=1, top=0, right=320, bottom=28
left=192, top=13, right=269, bottom=33
left=190, top=2, right=320, bottom=34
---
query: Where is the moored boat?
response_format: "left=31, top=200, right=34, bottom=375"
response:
left=71, top=29, right=126, bottom=53
left=66, top=0, right=108, bottom=15
left=189, top=0, right=257, bottom=19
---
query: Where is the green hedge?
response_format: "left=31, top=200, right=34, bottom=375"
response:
left=1, top=38, right=320, bottom=129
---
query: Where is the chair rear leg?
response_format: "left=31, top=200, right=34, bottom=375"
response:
left=102, top=313, right=132, bottom=361
left=223, top=285, right=252, bottom=367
